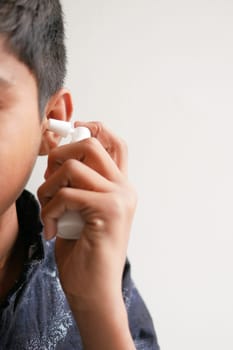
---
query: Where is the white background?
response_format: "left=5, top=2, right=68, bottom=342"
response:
left=27, top=1, right=233, bottom=349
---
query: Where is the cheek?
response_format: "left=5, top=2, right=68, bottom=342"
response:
left=0, top=131, right=41, bottom=214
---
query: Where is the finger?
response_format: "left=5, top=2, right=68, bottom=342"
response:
left=40, top=187, right=109, bottom=239
left=38, top=158, right=113, bottom=207
left=45, top=137, right=123, bottom=182
left=74, top=121, right=128, bottom=175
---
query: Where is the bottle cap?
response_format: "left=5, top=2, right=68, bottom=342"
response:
left=72, top=126, right=91, bottom=142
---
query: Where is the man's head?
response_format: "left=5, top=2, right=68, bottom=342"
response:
left=0, top=0, right=73, bottom=215
left=0, top=0, right=66, bottom=115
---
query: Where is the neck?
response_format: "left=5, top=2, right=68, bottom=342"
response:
left=0, top=204, right=19, bottom=269
left=0, top=204, right=24, bottom=302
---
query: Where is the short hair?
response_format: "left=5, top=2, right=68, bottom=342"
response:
left=0, top=0, right=66, bottom=116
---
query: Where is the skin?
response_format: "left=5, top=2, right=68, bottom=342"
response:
left=0, top=37, right=43, bottom=294
left=0, top=36, right=137, bottom=349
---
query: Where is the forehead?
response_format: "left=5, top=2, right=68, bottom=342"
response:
left=0, top=35, right=37, bottom=93
left=0, top=41, right=18, bottom=85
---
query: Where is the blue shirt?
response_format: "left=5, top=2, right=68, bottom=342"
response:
left=0, top=190, right=160, bottom=349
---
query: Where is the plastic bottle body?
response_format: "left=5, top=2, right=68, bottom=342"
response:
left=47, top=119, right=91, bottom=239
left=57, top=211, right=85, bottom=239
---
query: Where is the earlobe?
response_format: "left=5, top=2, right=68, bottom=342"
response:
left=39, top=89, right=73, bottom=155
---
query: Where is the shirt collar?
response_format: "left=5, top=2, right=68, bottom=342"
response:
left=16, top=189, right=44, bottom=262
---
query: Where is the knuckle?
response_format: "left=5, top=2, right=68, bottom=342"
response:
left=111, top=185, right=137, bottom=216
left=40, top=205, right=49, bottom=224
left=108, top=192, right=125, bottom=216
left=37, top=186, right=43, bottom=201
left=47, top=148, right=63, bottom=168
left=118, top=137, right=128, bottom=152
left=48, top=147, right=59, bottom=162
left=85, top=136, right=99, bottom=148
left=89, top=217, right=105, bottom=231
left=63, top=158, right=77, bottom=174
left=40, top=206, right=46, bottom=219
left=117, top=137, right=128, bottom=157
left=56, top=187, right=70, bottom=202
left=92, top=121, right=104, bottom=137
left=37, top=186, right=51, bottom=207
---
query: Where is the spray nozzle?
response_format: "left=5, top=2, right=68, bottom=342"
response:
left=47, top=118, right=91, bottom=142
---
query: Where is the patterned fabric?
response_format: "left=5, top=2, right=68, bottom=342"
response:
left=0, top=190, right=160, bottom=349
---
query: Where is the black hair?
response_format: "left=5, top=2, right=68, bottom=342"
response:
left=0, top=0, right=66, bottom=116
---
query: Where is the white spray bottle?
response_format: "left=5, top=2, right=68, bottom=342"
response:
left=47, top=118, right=91, bottom=239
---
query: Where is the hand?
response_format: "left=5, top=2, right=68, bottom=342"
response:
left=38, top=121, right=137, bottom=307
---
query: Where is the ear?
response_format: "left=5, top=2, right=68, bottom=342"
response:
left=39, top=88, right=73, bottom=155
